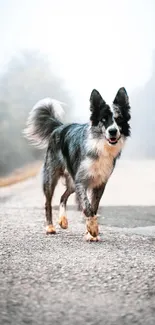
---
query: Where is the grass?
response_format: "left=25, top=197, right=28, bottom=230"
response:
left=0, top=161, right=42, bottom=187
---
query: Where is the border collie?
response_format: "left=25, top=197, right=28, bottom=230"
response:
left=24, top=87, right=131, bottom=241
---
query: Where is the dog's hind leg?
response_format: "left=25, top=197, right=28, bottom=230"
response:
left=58, top=188, right=74, bottom=229
left=58, top=174, right=75, bottom=229
left=43, top=164, right=60, bottom=235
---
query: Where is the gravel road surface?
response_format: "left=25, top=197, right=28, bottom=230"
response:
left=0, top=160, right=155, bottom=325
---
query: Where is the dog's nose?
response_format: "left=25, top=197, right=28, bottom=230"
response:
left=109, top=128, right=117, bottom=137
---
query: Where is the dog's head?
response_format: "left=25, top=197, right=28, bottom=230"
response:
left=90, top=87, right=131, bottom=145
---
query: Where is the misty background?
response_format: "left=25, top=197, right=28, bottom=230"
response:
left=0, top=0, right=155, bottom=176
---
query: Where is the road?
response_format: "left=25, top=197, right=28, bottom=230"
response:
left=0, top=160, right=155, bottom=325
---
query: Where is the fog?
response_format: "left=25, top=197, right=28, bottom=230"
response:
left=0, top=0, right=155, bottom=175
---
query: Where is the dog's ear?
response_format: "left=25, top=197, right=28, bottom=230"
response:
left=113, top=87, right=131, bottom=121
left=90, top=89, right=107, bottom=126
left=90, top=89, right=106, bottom=112
left=113, top=87, right=129, bottom=107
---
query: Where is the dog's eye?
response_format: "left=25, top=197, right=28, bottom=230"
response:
left=115, top=116, right=123, bottom=124
left=101, top=118, right=106, bottom=123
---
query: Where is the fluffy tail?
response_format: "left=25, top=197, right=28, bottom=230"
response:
left=23, top=98, right=65, bottom=148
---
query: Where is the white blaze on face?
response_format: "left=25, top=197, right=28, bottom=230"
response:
left=105, top=105, right=121, bottom=141
left=106, top=122, right=120, bottom=139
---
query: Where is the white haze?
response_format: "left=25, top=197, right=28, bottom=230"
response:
left=0, top=0, right=155, bottom=123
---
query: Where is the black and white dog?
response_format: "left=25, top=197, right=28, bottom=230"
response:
left=24, top=87, right=131, bottom=241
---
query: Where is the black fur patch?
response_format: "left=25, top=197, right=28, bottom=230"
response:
left=90, top=89, right=113, bottom=127
left=113, top=87, right=131, bottom=137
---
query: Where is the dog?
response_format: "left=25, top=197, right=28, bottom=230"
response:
left=24, top=87, right=131, bottom=241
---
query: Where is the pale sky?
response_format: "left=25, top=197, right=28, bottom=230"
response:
left=0, top=0, right=155, bottom=120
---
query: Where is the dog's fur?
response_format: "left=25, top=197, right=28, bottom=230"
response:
left=24, top=88, right=131, bottom=240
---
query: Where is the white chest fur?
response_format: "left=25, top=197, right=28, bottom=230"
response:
left=84, top=137, right=125, bottom=188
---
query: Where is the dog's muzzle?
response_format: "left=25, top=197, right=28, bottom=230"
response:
left=106, top=127, right=121, bottom=145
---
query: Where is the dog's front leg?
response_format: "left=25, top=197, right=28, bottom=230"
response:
left=91, top=184, right=106, bottom=215
left=75, top=182, right=99, bottom=238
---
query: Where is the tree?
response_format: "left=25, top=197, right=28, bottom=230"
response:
left=0, top=50, right=72, bottom=175
left=126, top=51, right=155, bottom=158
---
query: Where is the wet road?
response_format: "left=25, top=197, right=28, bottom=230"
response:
left=0, top=160, right=155, bottom=325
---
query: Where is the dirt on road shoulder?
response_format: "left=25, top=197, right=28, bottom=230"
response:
left=0, top=161, right=42, bottom=187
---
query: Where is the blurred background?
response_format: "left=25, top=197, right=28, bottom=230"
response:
left=0, top=0, right=155, bottom=177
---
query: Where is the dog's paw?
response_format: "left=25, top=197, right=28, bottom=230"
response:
left=58, top=216, right=68, bottom=229
left=46, top=224, right=56, bottom=234
left=84, top=231, right=100, bottom=242
left=86, top=216, right=99, bottom=237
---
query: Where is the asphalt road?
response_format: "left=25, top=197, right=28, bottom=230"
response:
left=0, top=160, right=155, bottom=325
